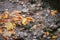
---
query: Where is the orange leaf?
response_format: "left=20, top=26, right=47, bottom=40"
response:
left=51, top=10, right=58, bottom=16
left=0, top=29, right=2, bottom=33
left=26, top=17, right=33, bottom=22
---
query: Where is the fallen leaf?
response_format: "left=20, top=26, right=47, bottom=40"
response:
left=22, top=18, right=28, bottom=25
left=26, top=17, right=33, bottom=22
left=0, top=29, right=2, bottom=34
left=52, top=35, right=57, bottom=39
left=51, top=10, right=58, bottom=16
left=5, top=22, right=16, bottom=30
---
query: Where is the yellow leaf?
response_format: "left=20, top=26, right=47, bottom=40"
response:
left=22, top=18, right=28, bottom=25
left=2, top=10, right=9, bottom=19
left=52, top=35, right=57, bottom=39
left=44, top=32, right=49, bottom=36
left=0, top=15, right=2, bottom=19
left=2, top=13, right=9, bottom=19
left=5, top=22, right=16, bottom=30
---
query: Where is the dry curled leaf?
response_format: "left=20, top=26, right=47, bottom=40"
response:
left=26, top=17, right=34, bottom=22
left=11, top=10, right=22, bottom=21
left=51, top=10, right=58, bottom=16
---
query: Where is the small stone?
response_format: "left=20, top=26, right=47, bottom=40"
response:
left=57, top=28, right=60, bottom=32
left=32, top=39, right=37, bottom=40
left=33, top=36, right=37, bottom=39
left=47, top=37, right=51, bottom=39
left=33, top=32, right=37, bottom=35
left=43, top=35, right=46, bottom=38
left=24, top=32, right=28, bottom=37
left=22, top=8, right=29, bottom=12
left=37, top=4, right=41, bottom=7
